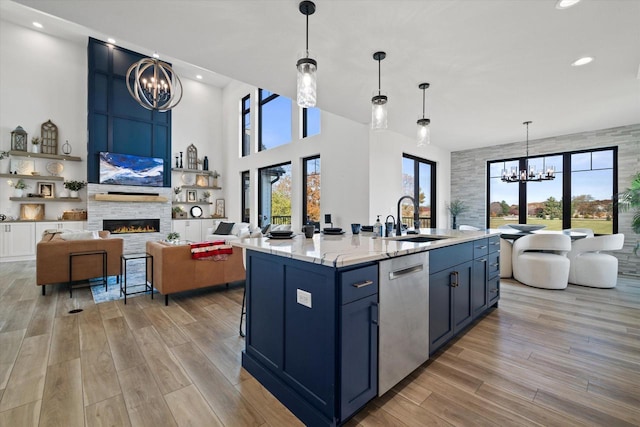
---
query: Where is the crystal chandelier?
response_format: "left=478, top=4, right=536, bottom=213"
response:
left=126, top=56, right=183, bottom=111
left=417, top=83, right=431, bottom=146
left=502, top=121, right=555, bottom=183
left=297, top=1, right=317, bottom=108
left=371, top=51, right=388, bottom=130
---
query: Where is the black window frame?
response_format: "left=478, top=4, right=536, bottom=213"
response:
left=402, top=153, right=437, bottom=228
left=241, top=94, right=251, bottom=157
left=486, top=146, right=618, bottom=234
left=302, top=155, right=321, bottom=226
left=241, top=170, right=250, bottom=223
left=258, top=89, right=290, bottom=152
left=258, top=161, right=292, bottom=227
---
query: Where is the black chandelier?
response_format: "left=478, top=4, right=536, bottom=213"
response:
left=502, top=121, right=555, bottom=183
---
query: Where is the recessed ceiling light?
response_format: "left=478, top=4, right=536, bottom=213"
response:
left=107, top=38, right=116, bottom=44
left=571, top=56, right=594, bottom=66
left=32, top=22, right=43, bottom=28
left=556, top=0, right=581, bottom=9
left=196, top=75, right=203, bottom=80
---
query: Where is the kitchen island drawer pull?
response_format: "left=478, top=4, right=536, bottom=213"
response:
left=352, top=280, right=374, bottom=288
left=476, top=245, right=487, bottom=250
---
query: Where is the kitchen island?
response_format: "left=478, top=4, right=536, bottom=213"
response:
left=232, top=229, right=501, bottom=426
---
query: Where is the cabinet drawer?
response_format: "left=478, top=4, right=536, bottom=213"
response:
left=488, top=276, right=500, bottom=300
left=488, top=236, right=501, bottom=253
left=473, top=239, right=489, bottom=259
left=340, top=265, right=378, bottom=304
left=488, top=251, right=500, bottom=277
left=430, top=242, right=473, bottom=274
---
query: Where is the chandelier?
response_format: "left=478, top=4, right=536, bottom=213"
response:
left=502, top=121, right=555, bottom=183
left=126, top=56, right=183, bottom=111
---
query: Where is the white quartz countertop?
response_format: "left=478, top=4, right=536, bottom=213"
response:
left=231, top=228, right=501, bottom=268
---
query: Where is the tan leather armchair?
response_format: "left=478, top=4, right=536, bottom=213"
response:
left=37, top=231, right=123, bottom=295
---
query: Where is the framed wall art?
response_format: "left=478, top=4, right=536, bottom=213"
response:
left=20, top=203, right=45, bottom=220
left=215, top=199, right=225, bottom=217
left=10, top=159, right=35, bottom=175
left=37, top=182, right=55, bottom=198
left=186, top=190, right=197, bottom=202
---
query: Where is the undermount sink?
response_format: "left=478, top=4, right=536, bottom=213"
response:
left=390, top=235, right=451, bottom=243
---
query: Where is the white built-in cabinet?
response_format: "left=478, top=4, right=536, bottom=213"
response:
left=1, top=222, right=35, bottom=260
left=171, top=219, right=215, bottom=242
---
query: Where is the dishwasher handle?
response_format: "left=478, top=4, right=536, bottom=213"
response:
left=388, top=264, right=424, bottom=280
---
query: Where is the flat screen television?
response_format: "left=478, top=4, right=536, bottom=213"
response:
left=99, top=152, right=164, bottom=187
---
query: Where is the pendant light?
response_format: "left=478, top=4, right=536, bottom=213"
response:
left=417, top=83, right=431, bottom=146
left=501, top=121, right=556, bottom=183
left=297, top=1, right=317, bottom=108
left=371, top=51, right=388, bottom=130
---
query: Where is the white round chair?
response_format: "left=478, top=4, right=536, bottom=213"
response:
left=498, top=225, right=515, bottom=278
left=512, top=233, right=571, bottom=289
left=567, top=234, right=624, bottom=288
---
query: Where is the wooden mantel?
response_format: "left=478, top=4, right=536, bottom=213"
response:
left=93, top=194, right=168, bottom=203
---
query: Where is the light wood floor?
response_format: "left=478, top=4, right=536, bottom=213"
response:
left=1, top=260, right=639, bottom=426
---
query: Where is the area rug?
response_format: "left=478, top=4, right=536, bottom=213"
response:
left=90, top=274, right=156, bottom=304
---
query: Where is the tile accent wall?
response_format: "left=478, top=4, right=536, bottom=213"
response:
left=87, top=184, right=172, bottom=253
left=451, top=123, right=640, bottom=277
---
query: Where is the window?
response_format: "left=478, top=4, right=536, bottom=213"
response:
left=487, top=147, right=617, bottom=234
left=302, top=107, right=321, bottom=138
left=402, top=154, right=436, bottom=228
left=241, top=170, right=250, bottom=223
left=303, top=156, right=321, bottom=224
left=258, top=162, right=292, bottom=227
left=259, top=89, right=291, bottom=151
left=241, top=95, right=250, bottom=157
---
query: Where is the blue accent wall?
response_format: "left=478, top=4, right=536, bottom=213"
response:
left=87, top=38, right=171, bottom=186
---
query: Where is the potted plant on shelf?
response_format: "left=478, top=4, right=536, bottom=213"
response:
left=173, top=186, right=182, bottom=202
left=63, top=180, right=87, bottom=198
left=172, top=206, right=186, bottom=219
left=31, top=137, right=41, bottom=153
left=201, top=190, right=211, bottom=203
left=446, top=199, right=468, bottom=230
left=8, top=179, right=29, bottom=197
left=166, top=232, right=180, bottom=243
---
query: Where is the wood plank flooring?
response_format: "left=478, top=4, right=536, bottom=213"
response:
left=0, top=260, right=639, bottom=426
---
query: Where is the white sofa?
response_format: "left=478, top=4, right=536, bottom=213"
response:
left=205, top=221, right=253, bottom=242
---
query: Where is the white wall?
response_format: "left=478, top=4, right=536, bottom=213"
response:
left=369, top=129, right=451, bottom=228
left=221, top=80, right=371, bottom=232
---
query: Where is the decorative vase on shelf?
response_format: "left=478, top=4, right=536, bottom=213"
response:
left=59, top=189, right=70, bottom=198
left=13, top=189, right=24, bottom=198
left=70, top=190, right=79, bottom=198
left=32, top=145, right=39, bottom=153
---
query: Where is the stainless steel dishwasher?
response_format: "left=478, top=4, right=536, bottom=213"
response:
left=378, top=251, right=429, bottom=395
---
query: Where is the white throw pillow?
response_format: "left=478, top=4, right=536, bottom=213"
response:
left=60, top=230, right=100, bottom=241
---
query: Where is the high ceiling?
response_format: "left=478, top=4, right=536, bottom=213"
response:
left=3, top=0, right=640, bottom=151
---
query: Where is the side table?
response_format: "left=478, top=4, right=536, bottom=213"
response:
left=120, top=252, right=154, bottom=304
left=69, top=250, right=107, bottom=298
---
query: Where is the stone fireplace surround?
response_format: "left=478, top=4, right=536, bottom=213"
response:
left=87, top=183, right=171, bottom=253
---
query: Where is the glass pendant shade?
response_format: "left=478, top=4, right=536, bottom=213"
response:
left=371, top=93, right=388, bottom=130
left=417, top=118, right=431, bottom=146
left=297, top=57, right=317, bottom=108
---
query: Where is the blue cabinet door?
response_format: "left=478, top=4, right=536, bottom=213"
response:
left=340, top=294, right=378, bottom=420
left=472, top=256, right=488, bottom=318
left=452, top=261, right=473, bottom=333
left=429, top=267, right=454, bottom=353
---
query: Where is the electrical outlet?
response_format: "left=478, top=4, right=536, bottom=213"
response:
left=296, top=289, right=312, bottom=308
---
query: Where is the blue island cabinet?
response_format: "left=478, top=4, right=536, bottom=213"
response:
left=242, top=249, right=379, bottom=426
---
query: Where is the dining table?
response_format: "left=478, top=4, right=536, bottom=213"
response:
left=499, top=229, right=589, bottom=241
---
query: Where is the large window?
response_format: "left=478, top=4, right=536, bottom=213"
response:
left=241, top=95, right=251, bottom=157
left=259, top=89, right=291, bottom=151
left=303, top=156, right=321, bottom=224
left=258, top=162, right=292, bottom=227
left=241, top=170, right=250, bottom=223
left=302, top=107, right=321, bottom=138
left=487, top=147, right=617, bottom=234
left=402, top=154, right=436, bottom=228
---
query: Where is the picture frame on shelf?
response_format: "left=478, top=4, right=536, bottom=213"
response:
left=37, top=182, right=55, bottom=198
left=10, top=159, right=35, bottom=175
left=215, top=198, right=225, bottom=217
left=196, top=174, right=209, bottom=187
left=20, top=203, right=45, bottom=220
left=186, top=190, right=197, bottom=202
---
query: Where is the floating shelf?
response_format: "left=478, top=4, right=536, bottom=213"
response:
left=9, top=197, right=82, bottom=202
left=0, top=173, right=64, bottom=181
left=172, top=201, right=213, bottom=205
left=171, top=168, right=215, bottom=175
left=179, top=185, right=222, bottom=190
left=94, top=194, right=168, bottom=203
left=9, top=150, right=81, bottom=161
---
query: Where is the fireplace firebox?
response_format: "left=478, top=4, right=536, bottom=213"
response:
left=103, top=219, right=160, bottom=234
